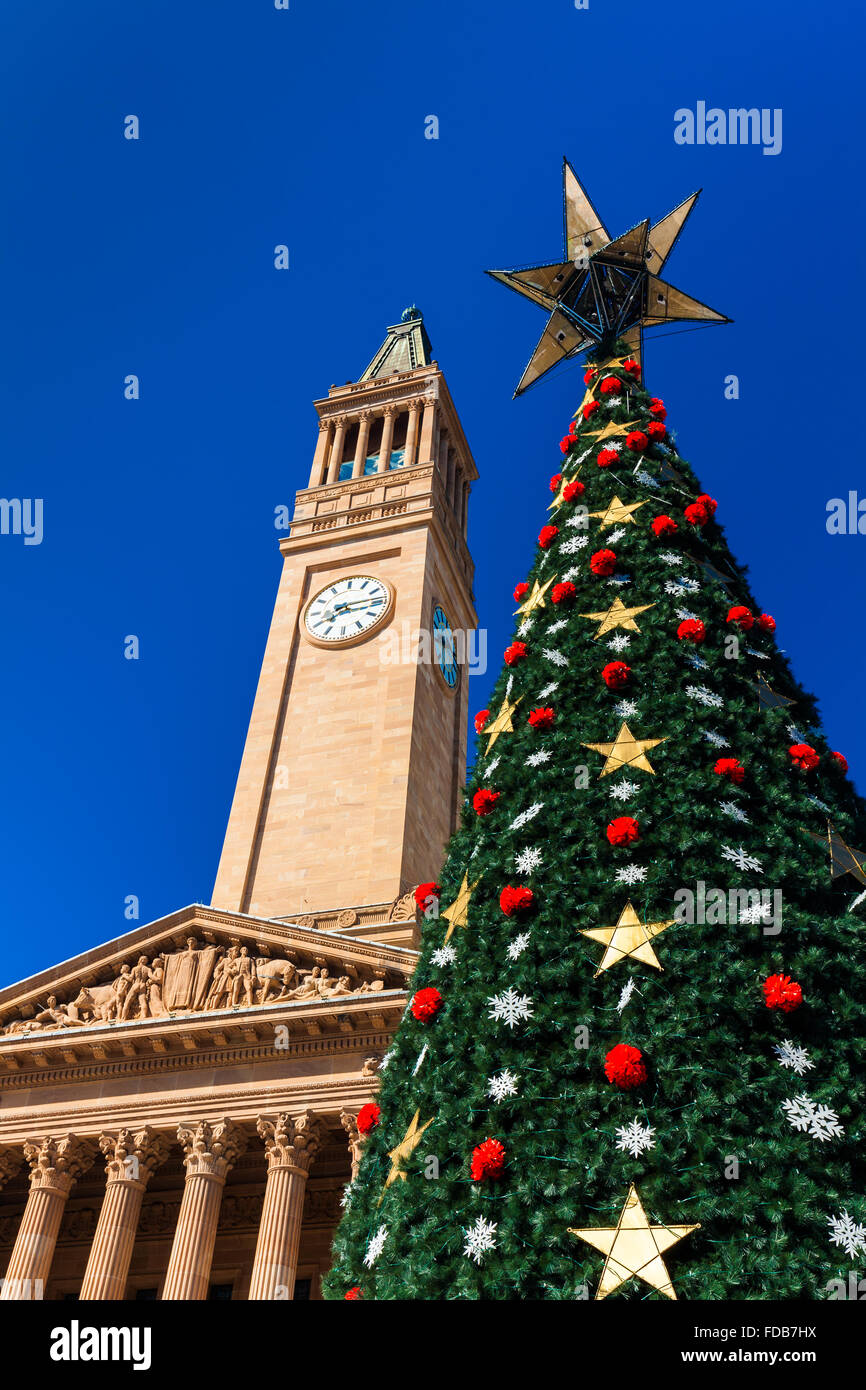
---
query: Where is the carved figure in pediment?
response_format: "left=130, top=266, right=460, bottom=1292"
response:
left=321, top=974, right=353, bottom=998
left=255, top=958, right=300, bottom=1004
left=162, top=938, right=220, bottom=1012
left=121, top=956, right=155, bottom=1021
left=33, top=995, right=80, bottom=1029
left=147, top=955, right=167, bottom=1016
left=289, top=966, right=323, bottom=1000
left=205, top=944, right=237, bottom=1010
left=230, top=946, right=257, bottom=1008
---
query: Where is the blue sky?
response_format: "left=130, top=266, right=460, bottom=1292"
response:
left=1, top=0, right=864, bottom=986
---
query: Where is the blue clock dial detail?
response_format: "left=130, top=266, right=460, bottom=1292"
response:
left=433, top=604, right=458, bottom=688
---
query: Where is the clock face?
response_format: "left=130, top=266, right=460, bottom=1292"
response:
left=304, top=575, right=393, bottom=646
left=433, top=604, right=459, bottom=688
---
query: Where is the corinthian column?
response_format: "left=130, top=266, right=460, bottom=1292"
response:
left=161, top=1118, right=247, bottom=1301
left=79, top=1127, right=171, bottom=1300
left=0, top=1134, right=96, bottom=1300
left=248, top=1111, right=324, bottom=1300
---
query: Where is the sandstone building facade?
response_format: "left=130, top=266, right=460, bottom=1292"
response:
left=0, top=311, right=477, bottom=1300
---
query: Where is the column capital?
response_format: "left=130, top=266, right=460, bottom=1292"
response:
left=98, top=1126, right=171, bottom=1187
left=380, top=402, right=399, bottom=417
left=176, top=1117, right=247, bottom=1180
left=22, top=1134, right=97, bottom=1195
left=256, top=1110, right=324, bottom=1174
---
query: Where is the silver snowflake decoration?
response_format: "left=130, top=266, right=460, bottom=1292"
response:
left=463, top=1215, right=499, bottom=1265
left=507, top=930, right=532, bottom=960
left=805, top=794, right=831, bottom=814
left=510, top=802, right=544, bottom=830
left=685, top=652, right=709, bottom=670
left=340, top=1181, right=355, bottom=1209
left=525, top=748, right=552, bottom=768
left=721, top=844, right=764, bottom=873
left=615, top=1118, right=657, bottom=1158
left=782, top=1093, right=845, bottom=1143
left=514, top=846, right=543, bottom=875
left=746, top=647, right=770, bottom=660
left=573, top=445, right=594, bottom=467
left=616, top=978, right=636, bottom=1013
left=561, top=536, right=589, bottom=556
left=565, top=517, right=589, bottom=535
left=686, top=685, right=723, bottom=708
left=719, top=799, right=750, bottom=824
left=506, top=674, right=514, bottom=697
left=665, top=577, right=700, bottom=595
left=483, top=755, right=501, bottom=778
left=538, top=681, right=559, bottom=699
left=676, top=607, right=699, bottom=621
left=739, top=901, right=774, bottom=925
left=487, top=1069, right=520, bottom=1104
left=518, top=618, right=535, bottom=638
left=613, top=698, right=638, bottom=718
left=378, top=1049, right=395, bottom=1071
left=703, top=730, right=730, bottom=748
left=488, top=987, right=534, bottom=1029
left=431, top=944, right=457, bottom=968
left=615, top=864, right=648, bottom=886
left=634, top=469, right=660, bottom=489
left=562, top=564, right=582, bottom=582
left=827, top=1209, right=866, bottom=1259
left=413, top=1042, right=429, bottom=1076
left=608, top=575, right=631, bottom=587
left=774, top=1039, right=814, bottom=1076
left=607, top=634, right=631, bottom=653
left=659, top=551, right=683, bottom=565
left=547, top=618, right=568, bottom=635
left=364, top=1224, right=389, bottom=1267
left=609, top=778, right=640, bottom=802
left=542, top=646, right=569, bottom=667
left=607, top=526, right=626, bottom=544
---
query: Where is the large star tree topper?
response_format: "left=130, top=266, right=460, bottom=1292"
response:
left=487, top=159, right=730, bottom=395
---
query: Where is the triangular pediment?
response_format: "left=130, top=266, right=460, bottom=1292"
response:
left=0, top=903, right=416, bottom=1045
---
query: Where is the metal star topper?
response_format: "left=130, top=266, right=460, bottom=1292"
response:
left=487, top=159, right=730, bottom=395
left=568, top=1184, right=700, bottom=1300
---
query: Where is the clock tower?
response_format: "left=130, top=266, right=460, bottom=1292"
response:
left=212, top=310, right=478, bottom=928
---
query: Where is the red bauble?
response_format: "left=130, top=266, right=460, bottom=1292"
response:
left=528, top=706, right=555, bottom=730
left=590, top=548, right=617, bottom=576
left=504, top=642, right=527, bottom=666
left=549, top=472, right=562, bottom=493
left=757, top=613, right=776, bottom=632
left=597, top=447, right=619, bottom=468
left=559, top=433, right=578, bottom=454
left=646, top=421, right=666, bottom=440
left=602, top=661, right=631, bottom=690
left=473, top=788, right=501, bottom=817
left=410, top=987, right=442, bottom=1022
left=607, top=816, right=639, bottom=847
left=684, top=501, right=711, bottom=528
left=584, top=367, right=595, bottom=385
left=345, top=1286, right=362, bottom=1301
left=538, top=524, right=559, bottom=549
left=414, top=881, right=440, bottom=911
left=714, top=757, right=746, bottom=784
left=599, top=375, right=622, bottom=395
left=474, top=709, right=490, bottom=734
left=513, top=581, right=529, bottom=602
left=623, top=357, right=641, bottom=377
left=583, top=400, right=600, bottom=420
left=726, top=606, right=754, bottom=630
left=830, top=750, right=849, bottom=773
left=651, top=514, right=678, bottom=537
left=563, top=478, right=585, bottom=502
left=551, top=580, right=577, bottom=606
left=604, top=1043, right=647, bottom=1089
left=677, top=618, right=706, bottom=644
left=625, top=430, right=648, bottom=453
left=649, top=398, right=667, bottom=418
left=789, top=743, right=820, bottom=771
left=763, top=973, right=803, bottom=1013
left=695, top=493, right=718, bottom=517
left=357, top=1102, right=381, bottom=1135
left=470, top=1137, right=506, bottom=1182
left=500, top=884, right=534, bottom=917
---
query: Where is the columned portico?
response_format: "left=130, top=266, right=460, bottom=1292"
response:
left=79, top=1127, right=170, bottom=1300
left=0, top=1135, right=96, bottom=1300
left=248, top=1111, right=324, bottom=1299
left=162, top=1118, right=247, bottom=1300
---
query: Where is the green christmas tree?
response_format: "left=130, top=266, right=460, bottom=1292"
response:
left=324, top=177, right=866, bottom=1302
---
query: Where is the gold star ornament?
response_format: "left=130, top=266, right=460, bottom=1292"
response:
left=548, top=472, right=582, bottom=511
left=579, top=597, right=655, bottom=638
left=805, top=821, right=866, bottom=887
left=584, top=418, right=641, bottom=444
left=568, top=1185, right=700, bottom=1300
left=588, top=495, right=648, bottom=529
left=582, top=722, right=666, bottom=777
left=482, top=695, right=522, bottom=750
left=514, top=576, right=556, bottom=616
left=440, top=872, right=480, bottom=943
left=381, top=1110, right=434, bottom=1199
left=581, top=900, right=675, bottom=975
